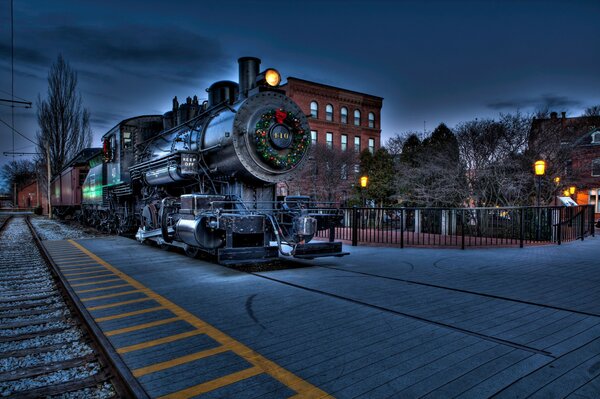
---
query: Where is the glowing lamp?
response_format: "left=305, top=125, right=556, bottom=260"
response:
left=534, top=160, right=546, bottom=176
left=554, top=176, right=560, bottom=184
left=569, top=186, right=576, bottom=195
left=264, top=69, right=281, bottom=87
left=563, top=189, right=570, bottom=196
left=360, top=176, right=368, bottom=188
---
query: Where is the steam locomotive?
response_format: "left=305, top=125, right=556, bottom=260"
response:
left=78, top=57, right=346, bottom=264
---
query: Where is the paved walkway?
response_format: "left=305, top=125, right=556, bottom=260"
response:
left=43, top=236, right=600, bottom=398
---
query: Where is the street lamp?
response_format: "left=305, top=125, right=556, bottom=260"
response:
left=553, top=177, right=560, bottom=206
left=534, top=160, right=546, bottom=207
left=569, top=186, right=576, bottom=198
left=360, top=175, right=368, bottom=206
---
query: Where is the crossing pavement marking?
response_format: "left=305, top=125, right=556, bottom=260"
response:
left=95, top=306, right=166, bottom=322
left=117, top=330, right=205, bottom=354
left=81, top=290, right=141, bottom=301
left=71, top=278, right=123, bottom=287
left=105, top=317, right=181, bottom=336
left=158, top=366, right=263, bottom=399
left=64, top=268, right=109, bottom=276
left=67, top=239, right=332, bottom=398
left=76, top=283, right=132, bottom=294
left=133, top=346, right=230, bottom=377
left=87, top=297, right=154, bottom=311
left=68, top=273, right=115, bottom=282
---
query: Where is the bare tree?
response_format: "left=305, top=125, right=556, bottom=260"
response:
left=0, top=159, right=36, bottom=194
left=36, top=54, right=92, bottom=182
left=287, top=143, right=358, bottom=204
left=583, top=105, right=600, bottom=116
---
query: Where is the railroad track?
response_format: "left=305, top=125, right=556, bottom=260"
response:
left=0, top=215, right=146, bottom=398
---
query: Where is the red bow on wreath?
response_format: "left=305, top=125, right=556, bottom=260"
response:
left=275, top=109, right=287, bottom=124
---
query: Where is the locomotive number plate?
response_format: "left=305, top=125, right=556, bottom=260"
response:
left=180, top=153, right=198, bottom=174
left=269, top=124, right=293, bottom=149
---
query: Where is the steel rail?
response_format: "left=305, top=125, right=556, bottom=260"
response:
left=25, top=215, right=149, bottom=399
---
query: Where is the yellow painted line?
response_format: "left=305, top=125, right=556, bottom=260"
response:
left=68, top=273, right=115, bottom=282
left=59, top=264, right=102, bottom=270
left=68, top=240, right=331, bottom=398
left=71, top=278, right=123, bottom=287
left=158, top=366, right=263, bottom=399
left=87, top=297, right=153, bottom=311
left=95, top=306, right=165, bottom=322
left=64, top=268, right=109, bottom=276
left=117, top=330, right=204, bottom=354
left=105, top=317, right=180, bottom=336
left=133, top=346, right=229, bottom=378
left=81, top=290, right=141, bottom=301
left=76, top=283, right=131, bottom=294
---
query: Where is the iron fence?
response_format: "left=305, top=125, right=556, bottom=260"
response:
left=316, top=205, right=596, bottom=249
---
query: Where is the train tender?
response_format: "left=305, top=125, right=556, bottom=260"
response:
left=81, top=57, right=347, bottom=264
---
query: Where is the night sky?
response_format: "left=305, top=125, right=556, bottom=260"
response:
left=1, top=0, right=599, bottom=172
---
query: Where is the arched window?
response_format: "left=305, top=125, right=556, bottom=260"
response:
left=326, top=104, right=333, bottom=121
left=368, top=112, right=375, bottom=128
left=310, top=101, right=318, bottom=118
left=341, top=107, right=348, bottom=124
left=592, top=131, right=600, bottom=144
left=354, top=109, right=361, bottom=126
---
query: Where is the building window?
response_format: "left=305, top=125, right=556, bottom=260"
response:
left=592, top=132, right=600, bottom=144
left=368, top=112, right=375, bottom=128
left=341, top=134, right=347, bottom=151
left=311, top=130, right=318, bottom=144
left=354, top=109, right=361, bottom=126
left=368, top=138, right=375, bottom=153
left=593, top=158, right=600, bottom=176
left=590, top=190, right=599, bottom=213
left=354, top=136, right=361, bottom=152
left=310, top=101, right=318, bottom=118
left=326, top=132, right=333, bottom=149
left=341, top=107, right=348, bottom=124
left=326, top=104, right=333, bottom=122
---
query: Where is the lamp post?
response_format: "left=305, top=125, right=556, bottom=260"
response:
left=534, top=160, right=546, bottom=207
left=553, top=176, right=560, bottom=206
left=360, top=175, right=368, bottom=206
left=534, top=160, right=546, bottom=241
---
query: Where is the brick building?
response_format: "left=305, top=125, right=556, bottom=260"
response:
left=281, top=77, right=383, bottom=154
left=530, top=112, right=600, bottom=219
left=279, top=78, right=383, bottom=202
left=17, top=180, right=48, bottom=212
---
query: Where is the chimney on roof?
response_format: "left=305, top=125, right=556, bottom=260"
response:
left=550, top=111, right=558, bottom=120
left=561, top=111, right=566, bottom=119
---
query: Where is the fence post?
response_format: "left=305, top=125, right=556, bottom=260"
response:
left=590, top=205, right=595, bottom=238
left=519, top=208, right=524, bottom=248
left=329, top=224, right=335, bottom=242
left=557, top=217, right=562, bottom=245
left=581, top=207, right=585, bottom=241
left=461, top=210, right=465, bottom=250
left=400, top=208, right=404, bottom=249
left=351, top=206, right=358, bottom=247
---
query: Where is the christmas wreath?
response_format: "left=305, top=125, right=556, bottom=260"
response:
left=254, top=109, right=308, bottom=169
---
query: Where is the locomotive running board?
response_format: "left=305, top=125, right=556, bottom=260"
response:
left=292, top=242, right=349, bottom=260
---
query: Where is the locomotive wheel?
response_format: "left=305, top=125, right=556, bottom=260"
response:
left=184, top=245, right=199, bottom=258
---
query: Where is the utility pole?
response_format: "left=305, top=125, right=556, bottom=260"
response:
left=46, top=144, right=52, bottom=219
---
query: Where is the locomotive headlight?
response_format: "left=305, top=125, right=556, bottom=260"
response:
left=265, top=69, right=281, bottom=86
left=254, top=68, right=282, bottom=88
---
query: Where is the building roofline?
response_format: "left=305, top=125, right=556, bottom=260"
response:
left=283, top=77, right=383, bottom=101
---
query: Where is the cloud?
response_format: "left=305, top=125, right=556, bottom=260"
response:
left=487, top=94, right=582, bottom=111
left=0, top=24, right=225, bottom=83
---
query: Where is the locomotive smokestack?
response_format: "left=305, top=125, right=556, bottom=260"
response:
left=238, top=57, right=261, bottom=100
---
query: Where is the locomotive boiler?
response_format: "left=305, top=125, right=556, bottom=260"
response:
left=81, top=57, right=346, bottom=264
